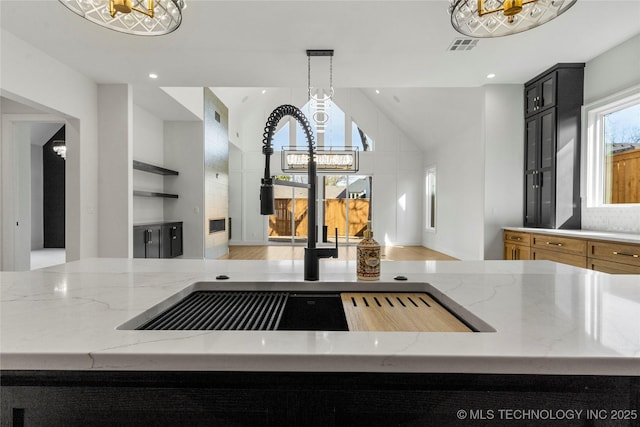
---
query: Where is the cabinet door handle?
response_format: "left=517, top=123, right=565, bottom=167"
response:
left=546, top=241, right=563, bottom=247
left=613, top=251, right=639, bottom=258
left=171, top=226, right=177, bottom=240
left=147, top=229, right=153, bottom=244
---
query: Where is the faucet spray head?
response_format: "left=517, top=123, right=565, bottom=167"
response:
left=260, top=178, right=275, bottom=215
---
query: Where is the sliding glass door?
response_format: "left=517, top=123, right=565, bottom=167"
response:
left=323, top=175, right=371, bottom=244
left=268, top=176, right=309, bottom=243
left=268, top=174, right=372, bottom=245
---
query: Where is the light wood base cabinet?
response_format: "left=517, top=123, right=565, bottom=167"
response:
left=531, top=247, right=586, bottom=269
left=530, top=233, right=587, bottom=268
left=503, top=231, right=531, bottom=260
left=503, top=230, right=640, bottom=274
left=588, top=240, right=640, bottom=274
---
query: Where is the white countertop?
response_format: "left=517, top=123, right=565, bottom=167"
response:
left=503, top=226, right=640, bottom=244
left=1, top=258, right=639, bottom=375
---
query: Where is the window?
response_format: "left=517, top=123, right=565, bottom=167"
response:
left=351, top=120, right=374, bottom=151
left=425, top=167, right=436, bottom=231
left=272, top=121, right=290, bottom=152
left=585, top=86, right=640, bottom=206
left=271, top=100, right=374, bottom=151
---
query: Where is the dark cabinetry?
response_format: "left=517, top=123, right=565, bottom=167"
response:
left=133, top=222, right=183, bottom=258
left=523, top=63, right=584, bottom=229
left=2, top=371, right=638, bottom=426
left=525, top=72, right=555, bottom=115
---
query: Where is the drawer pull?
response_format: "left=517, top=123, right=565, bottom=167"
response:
left=510, top=237, right=522, bottom=241
left=545, top=241, right=563, bottom=247
left=613, top=251, right=639, bottom=258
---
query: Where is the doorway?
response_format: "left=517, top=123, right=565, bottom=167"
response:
left=1, top=102, right=67, bottom=271
left=32, top=124, right=66, bottom=268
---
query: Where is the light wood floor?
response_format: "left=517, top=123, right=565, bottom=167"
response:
left=223, top=245, right=457, bottom=261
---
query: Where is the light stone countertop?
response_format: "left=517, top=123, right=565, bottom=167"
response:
left=503, top=226, right=640, bottom=244
left=1, top=258, right=639, bottom=375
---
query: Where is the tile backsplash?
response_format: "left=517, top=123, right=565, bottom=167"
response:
left=582, top=206, right=640, bottom=233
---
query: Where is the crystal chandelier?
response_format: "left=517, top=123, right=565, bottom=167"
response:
left=449, top=0, right=577, bottom=38
left=52, top=140, right=67, bottom=159
left=58, top=0, right=186, bottom=36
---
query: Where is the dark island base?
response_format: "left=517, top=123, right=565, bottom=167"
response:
left=2, top=371, right=639, bottom=426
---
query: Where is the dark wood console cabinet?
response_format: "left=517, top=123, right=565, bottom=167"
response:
left=523, top=63, right=584, bottom=229
left=133, top=221, right=183, bottom=258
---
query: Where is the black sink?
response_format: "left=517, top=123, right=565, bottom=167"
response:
left=118, top=282, right=495, bottom=333
left=134, top=291, right=347, bottom=331
left=277, top=293, right=348, bottom=331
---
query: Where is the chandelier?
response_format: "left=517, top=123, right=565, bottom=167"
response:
left=449, top=0, right=577, bottom=38
left=52, top=140, right=67, bottom=159
left=58, top=0, right=186, bottom=36
left=307, top=50, right=334, bottom=135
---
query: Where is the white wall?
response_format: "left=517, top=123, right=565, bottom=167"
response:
left=1, top=121, right=32, bottom=270
left=164, top=121, right=205, bottom=258
left=133, top=104, right=165, bottom=223
left=422, top=88, right=485, bottom=260
left=98, top=85, right=132, bottom=258
left=583, top=34, right=640, bottom=106
left=30, top=145, right=43, bottom=249
left=227, top=88, right=424, bottom=246
left=229, top=144, right=243, bottom=242
left=581, top=34, right=640, bottom=233
left=1, top=30, right=98, bottom=265
left=483, top=85, right=524, bottom=260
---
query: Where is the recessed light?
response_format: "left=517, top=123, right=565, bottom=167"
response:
left=486, top=73, right=496, bottom=79
left=261, top=89, right=267, bottom=94
left=148, top=73, right=158, bottom=79
left=375, top=89, right=380, bottom=94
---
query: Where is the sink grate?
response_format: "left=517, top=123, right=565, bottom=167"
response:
left=137, top=291, right=289, bottom=331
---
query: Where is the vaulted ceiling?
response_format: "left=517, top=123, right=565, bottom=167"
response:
left=2, top=1, right=639, bottom=149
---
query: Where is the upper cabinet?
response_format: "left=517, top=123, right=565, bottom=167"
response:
left=525, top=73, right=556, bottom=116
left=523, top=64, right=584, bottom=229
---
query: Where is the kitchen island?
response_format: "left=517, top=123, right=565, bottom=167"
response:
left=2, top=258, right=639, bottom=425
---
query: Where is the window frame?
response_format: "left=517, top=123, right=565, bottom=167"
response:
left=583, top=84, right=640, bottom=208
left=425, top=166, right=437, bottom=232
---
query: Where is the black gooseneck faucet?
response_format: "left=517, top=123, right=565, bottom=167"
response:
left=260, top=104, right=338, bottom=281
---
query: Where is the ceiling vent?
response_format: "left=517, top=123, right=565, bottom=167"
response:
left=448, top=38, right=479, bottom=51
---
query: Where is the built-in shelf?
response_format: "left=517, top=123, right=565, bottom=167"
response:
left=133, top=160, right=179, bottom=176
left=133, top=190, right=179, bottom=199
left=133, top=160, right=179, bottom=199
